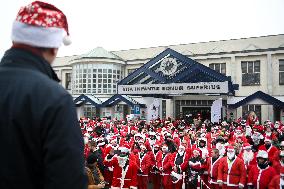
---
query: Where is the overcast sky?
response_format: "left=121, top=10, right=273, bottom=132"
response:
left=1, top=0, right=284, bottom=58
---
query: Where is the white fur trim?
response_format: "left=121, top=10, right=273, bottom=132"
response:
left=11, top=21, right=66, bottom=48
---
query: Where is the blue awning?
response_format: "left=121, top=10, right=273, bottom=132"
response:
left=101, top=94, right=146, bottom=108
left=74, top=94, right=102, bottom=107
left=228, top=91, right=284, bottom=109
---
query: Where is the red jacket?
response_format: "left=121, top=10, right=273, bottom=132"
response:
left=217, top=156, right=246, bottom=188
left=207, top=156, right=222, bottom=184
left=268, top=175, right=281, bottom=189
left=259, top=144, right=279, bottom=162
left=104, top=155, right=138, bottom=189
left=157, top=152, right=173, bottom=175
left=170, top=151, right=190, bottom=172
left=136, top=151, right=153, bottom=176
left=248, top=165, right=277, bottom=189
left=272, top=160, right=284, bottom=175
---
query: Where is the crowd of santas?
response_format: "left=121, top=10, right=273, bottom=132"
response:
left=80, top=117, right=284, bottom=189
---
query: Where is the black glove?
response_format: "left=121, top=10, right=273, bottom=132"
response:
left=138, top=169, right=143, bottom=174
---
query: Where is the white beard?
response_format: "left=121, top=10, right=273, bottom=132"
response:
left=149, top=139, right=155, bottom=146
left=243, top=150, right=254, bottom=164
left=118, top=156, right=128, bottom=168
left=216, top=143, right=225, bottom=156
left=245, top=127, right=252, bottom=136
left=227, top=152, right=235, bottom=160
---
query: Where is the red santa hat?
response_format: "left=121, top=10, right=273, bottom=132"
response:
left=257, top=150, right=268, bottom=159
left=264, top=136, right=272, bottom=142
left=12, top=1, right=71, bottom=48
left=242, top=143, right=252, bottom=150
left=227, top=145, right=235, bottom=152
left=192, top=148, right=201, bottom=155
left=153, top=141, right=161, bottom=148
left=119, top=144, right=131, bottom=153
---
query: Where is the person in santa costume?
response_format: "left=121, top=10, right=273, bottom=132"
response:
left=136, top=144, right=153, bottom=189
left=247, top=150, right=277, bottom=189
left=150, top=142, right=162, bottom=189
left=104, top=144, right=138, bottom=189
left=170, top=145, right=190, bottom=189
left=258, top=136, right=279, bottom=162
left=272, top=151, right=284, bottom=175
left=173, top=129, right=190, bottom=147
left=157, top=144, right=173, bottom=189
left=217, top=145, right=246, bottom=189
left=187, top=148, right=205, bottom=189
left=268, top=166, right=284, bottom=189
left=238, top=143, right=257, bottom=174
left=207, top=148, right=222, bottom=189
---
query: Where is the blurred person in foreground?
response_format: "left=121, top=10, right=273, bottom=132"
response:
left=0, top=1, right=87, bottom=189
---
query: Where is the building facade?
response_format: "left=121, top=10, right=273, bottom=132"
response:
left=53, top=34, right=284, bottom=123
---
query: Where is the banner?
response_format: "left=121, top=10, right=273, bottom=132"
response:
left=118, top=81, right=228, bottom=95
left=211, top=98, right=222, bottom=123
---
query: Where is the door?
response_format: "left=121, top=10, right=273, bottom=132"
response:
left=182, top=106, right=211, bottom=122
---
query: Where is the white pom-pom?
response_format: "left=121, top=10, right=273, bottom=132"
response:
left=63, top=35, right=72, bottom=46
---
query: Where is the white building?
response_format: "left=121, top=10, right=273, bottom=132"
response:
left=53, top=34, right=284, bottom=123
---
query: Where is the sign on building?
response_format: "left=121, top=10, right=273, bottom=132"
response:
left=118, top=81, right=228, bottom=95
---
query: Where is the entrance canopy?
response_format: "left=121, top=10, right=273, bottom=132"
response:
left=74, top=94, right=103, bottom=107
left=118, top=48, right=238, bottom=96
left=228, top=91, right=284, bottom=109
left=101, top=94, right=146, bottom=108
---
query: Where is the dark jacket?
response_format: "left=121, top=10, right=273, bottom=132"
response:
left=0, top=47, right=87, bottom=189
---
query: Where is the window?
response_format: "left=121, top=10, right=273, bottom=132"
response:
left=242, top=105, right=261, bottom=123
left=65, top=73, right=71, bottom=90
left=241, top=61, right=260, bottom=86
left=127, top=68, right=137, bottom=75
left=209, top=63, right=226, bottom=75
left=280, top=60, right=284, bottom=85
left=84, top=105, right=96, bottom=119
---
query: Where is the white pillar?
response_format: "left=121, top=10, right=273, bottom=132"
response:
left=76, top=106, right=84, bottom=120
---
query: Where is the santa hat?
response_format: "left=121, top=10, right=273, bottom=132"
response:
left=264, top=136, right=272, bottom=142
left=119, top=144, right=131, bottom=153
left=242, top=143, right=252, bottom=150
left=227, top=146, right=235, bottom=152
left=154, top=141, right=161, bottom=148
left=280, top=151, right=284, bottom=157
left=257, top=150, right=268, bottom=159
left=192, top=148, right=201, bottom=155
left=12, top=1, right=71, bottom=48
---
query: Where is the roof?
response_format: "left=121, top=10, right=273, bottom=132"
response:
left=74, top=94, right=103, bottom=107
left=112, top=34, right=284, bottom=61
left=79, top=47, right=122, bottom=60
left=228, top=91, right=284, bottom=109
left=118, top=48, right=238, bottom=95
left=53, top=34, right=284, bottom=66
left=101, top=94, right=146, bottom=108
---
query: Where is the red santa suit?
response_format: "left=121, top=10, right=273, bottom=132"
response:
left=104, top=154, right=138, bottom=189
left=157, top=146, right=173, bottom=189
left=238, top=143, right=257, bottom=173
left=258, top=137, right=279, bottom=162
left=150, top=149, right=162, bottom=189
left=217, top=148, right=246, bottom=189
left=170, top=146, right=190, bottom=189
left=207, top=156, right=222, bottom=189
left=247, top=164, right=277, bottom=189
left=268, top=167, right=284, bottom=189
left=247, top=150, right=277, bottom=189
left=136, top=147, right=153, bottom=189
